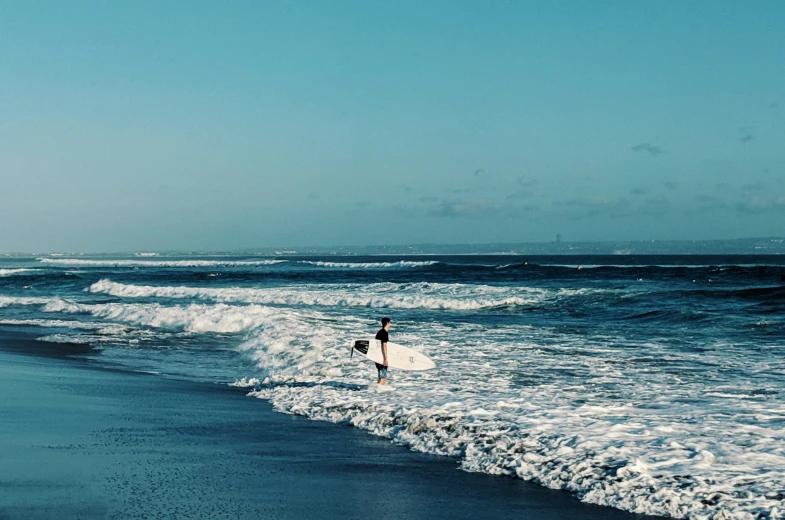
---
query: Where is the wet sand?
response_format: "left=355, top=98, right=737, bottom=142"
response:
left=0, top=333, right=663, bottom=519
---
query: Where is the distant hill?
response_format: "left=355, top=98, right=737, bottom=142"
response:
left=260, top=237, right=785, bottom=256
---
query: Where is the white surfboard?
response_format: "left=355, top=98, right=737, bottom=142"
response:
left=350, top=337, right=436, bottom=371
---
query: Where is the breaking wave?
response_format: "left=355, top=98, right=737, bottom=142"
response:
left=238, top=317, right=785, bottom=520
left=4, top=252, right=785, bottom=520
left=298, top=260, right=439, bottom=269
left=0, top=318, right=116, bottom=330
left=0, top=268, right=39, bottom=277
left=88, top=279, right=553, bottom=310
left=43, top=299, right=283, bottom=334
left=38, top=258, right=286, bottom=267
left=0, top=295, right=54, bottom=307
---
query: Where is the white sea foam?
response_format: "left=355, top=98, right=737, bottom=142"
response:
left=38, top=258, right=286, bottom=267
left=0, top=268, right=38, bottom=277
left=44, top=299, right=287, bottom=334
left=241, top=318, right=785, bottom=520
left=88, top=279, right=557, bottom=310
left=37, top=333, right=94, bottom=344
left=0, top=295, right=54, bottom=307
left=298, top=260, right=439, bottom=268
left=0, top=316, right=170, bottom=347
left=36, top=327, right=154, bottom=345
left=230, top=377, right=261, bottom=388
left=0, top=318, right=115, bottom=330
left=110, top=298, right=774, bottom=520
left=7, top=275, right=784, bottom=519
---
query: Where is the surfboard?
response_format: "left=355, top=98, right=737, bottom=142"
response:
left=350, top=337, right=436, bottom=371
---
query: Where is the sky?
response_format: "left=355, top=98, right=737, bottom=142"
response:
left=0, top=1, right=783, bottom=252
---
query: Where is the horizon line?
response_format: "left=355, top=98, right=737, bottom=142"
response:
left=3, top=236, right=784, bottom=256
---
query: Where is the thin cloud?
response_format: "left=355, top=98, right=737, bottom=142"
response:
left=738, top=127, right=754, bottom=144
left=553, top=196, right=671, bottom=218
left=735, top=196, right=785, bottom=214
left=639, top=196, right=672, bottom=216
left=505, top=204, right=540, bottom=218
left=740, top=182, right=764, bottom=192
left=426, top=197, right=538, bottom=219
left=630, top=143, right=663, bottom=156
left=389, top=203, right=421, bottom=218
left=516, top=176, right=539, bottom=187
left=552, top=197, right=609, bottom=207
left=689, top=194, right=729, bottom=214
left=343, top=201, right=366, bottom=215
left=427, top=197, right=498, bottom=217
left=552, top=197, right=632, bottom=217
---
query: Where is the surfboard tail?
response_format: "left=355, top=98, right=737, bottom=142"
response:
left=351, top=340, right=370, bottom=355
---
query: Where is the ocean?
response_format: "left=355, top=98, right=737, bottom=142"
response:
left=1, top=254, right=784, bottom=520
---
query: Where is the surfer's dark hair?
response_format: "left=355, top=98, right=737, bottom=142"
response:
left=381, top=317, right=391, bottom=326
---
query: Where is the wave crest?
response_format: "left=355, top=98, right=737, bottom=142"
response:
left=88, top=279, right=550, bottom=310
left=0, top=268, right=38, bottom=277
left=44, top=299, right=282, bottom=334
left=298, top=260, right=439, bottom=269
left=38, top=258, right=286, bottom=267
left=0, top=295, right=54, bottom=307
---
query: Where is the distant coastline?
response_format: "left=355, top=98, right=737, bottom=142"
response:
left=267, top=236, right=785, bottom=256
left=7, top=236, right=785, bottom=257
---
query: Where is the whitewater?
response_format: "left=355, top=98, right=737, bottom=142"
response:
left=1, top=254, right=784, bottom=520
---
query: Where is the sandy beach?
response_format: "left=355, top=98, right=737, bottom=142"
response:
left=0, top=331, right=665, bottom=520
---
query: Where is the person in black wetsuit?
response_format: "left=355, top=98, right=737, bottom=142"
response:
left=375, top=317, right=392, bottom=384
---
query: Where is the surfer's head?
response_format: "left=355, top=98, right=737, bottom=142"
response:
left=381, top=317, right=391, bottom=330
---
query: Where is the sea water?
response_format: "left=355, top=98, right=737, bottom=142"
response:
left=1, top=254, right=784, bottom=519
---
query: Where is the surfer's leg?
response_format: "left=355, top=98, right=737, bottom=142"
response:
left=375, top=363, right=388, bottom=385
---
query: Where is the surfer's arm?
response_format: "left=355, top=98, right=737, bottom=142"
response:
left=381, top=342, right=388, bottom=366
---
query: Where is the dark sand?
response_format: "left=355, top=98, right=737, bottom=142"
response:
left=0, top=333, right=663, bottom=520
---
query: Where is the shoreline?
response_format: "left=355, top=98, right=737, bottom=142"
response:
left=0, top=332, right=665, bottom=520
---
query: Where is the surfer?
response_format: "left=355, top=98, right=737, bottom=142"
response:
left=375, top=317, right=391, bottom=384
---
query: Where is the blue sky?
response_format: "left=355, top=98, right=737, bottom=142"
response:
left=0, top=1, right=783, bottom=252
